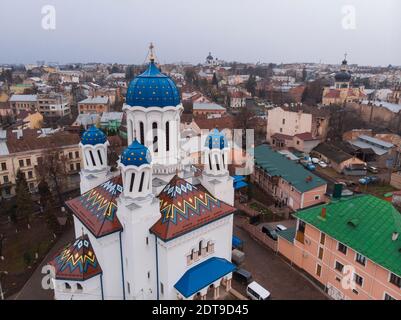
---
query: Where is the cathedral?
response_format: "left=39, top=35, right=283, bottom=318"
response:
left=47, top=47, right=236, bottom=300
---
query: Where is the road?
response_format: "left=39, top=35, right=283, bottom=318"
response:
left=232, top=221, right=328, bottom=300
left=10, top=227, right=74, bottom=300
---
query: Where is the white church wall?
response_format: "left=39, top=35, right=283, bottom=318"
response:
left=53, top=275, right=102, bottom=300
left=156, top=214, right=233, bottom=300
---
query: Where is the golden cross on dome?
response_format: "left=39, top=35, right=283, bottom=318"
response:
left=149, top=42, right=156, bottom=63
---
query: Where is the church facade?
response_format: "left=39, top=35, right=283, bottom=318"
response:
left=47, top=48, right=236, bottom=300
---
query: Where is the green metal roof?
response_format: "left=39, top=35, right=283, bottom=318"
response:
left=295, top=195, right=401, bottom=277
left=254, top=145, right=327, bottom=193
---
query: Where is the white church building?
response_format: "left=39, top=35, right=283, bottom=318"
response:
left=48, top=47, right=236, bottom=300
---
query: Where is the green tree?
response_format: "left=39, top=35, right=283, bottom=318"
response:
left=245, top=75, right=257, bottom=96
left=212, top=73, right=219, bottom=87
left=15, top=170, right=34, bottom=229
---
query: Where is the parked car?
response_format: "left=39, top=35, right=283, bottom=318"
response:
left=262, top=225, right=278, bottom=241
left=367, top=165, right=379, bottom=173
left=246, top=281, right=271, bottom=300
left=318, top=161, right=328, bottom=168
left=232, top=235, right=244, bottom=250
left=275, top=224, right=287, bottom=232
left=233, top=268, right=252, bottom=284
left=232, top=249, right=245, bottom=265
left=311, top=158, right=320, bottom=164
left=358, top=176, right=379, bottom=185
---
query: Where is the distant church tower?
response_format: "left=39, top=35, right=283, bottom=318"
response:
left=123, top=43, right=183, bottom=184
left=335, top=54, right=351, bottom=89
left=201, top=129, right=234, bottom=206
left=79, top=126, right=111, bottom=193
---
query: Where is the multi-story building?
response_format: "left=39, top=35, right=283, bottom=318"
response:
left=78, top=96, right=110, bottom=114
left=9, top=94, right=38, bottom=115
left=37, top=93, right=70, bottom=117
left=251, top=145, right=327, bottom=211
left=278, top=195, right=401, bottom=300
left=0, top=129, right=81, bottom=199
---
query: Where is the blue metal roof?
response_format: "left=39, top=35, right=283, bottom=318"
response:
left=120, top=139, right=151, bottom=166
left=205, top=128, right=227, bottom=150
left=126, top=62, right=180, bottom=107
left=81, top=126, right=107, bottom=146
left=174, top=257, right=236, bottom=298
left=234, top=180, right=248, bottom=190
left=232, top=175, right=245, bottom=183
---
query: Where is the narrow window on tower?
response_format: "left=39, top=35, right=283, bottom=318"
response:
left=165, top=121, right=170, bottom=151
left=97, top=150, right=103, bottom=165
left=208, top=154, right=212, bottom=171
left=89, top=150, right=96, bottom=166
left=140, top=122, right=145, bottom=145
left=215, top=154, right=220, bottom=171
left=139, top=171, right=145, bottom=192
left=152, top=122, right=158, bottom=152
left=129, top=173, right=135, bottom=192
left=222, top=153, right=225, bottom=168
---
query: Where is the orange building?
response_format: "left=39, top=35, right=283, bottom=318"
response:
left=78, top=96, right=110, bottom=114
left=278, top=195, right=401, bottom=300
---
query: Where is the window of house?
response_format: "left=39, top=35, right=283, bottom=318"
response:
left=335, top=261, right=344, bottom=272
left=29, top=183, right=34, bottom=191
left=320, top=233, right=326, bottom=245
left=298, top=220, right=306, bottom=233
left=3, top=175, right=9, bottom=183
left=354, top=273, right=363, bottom=287
left=279, top=128, right=283, bottom=133
left=282, top=119, right=285, bottom=124
left=76, top=163, right=81, bottom=171
left=318, top=247, right=324, bottom=260
left=4, top=187, right=10, bottom=195
left=356, top=253, right=366, bottom=266
left=19, top=159, right=24, bottom=167
left=314, top=195, right=320, bottom=200
left=26, top=159, right=31, bottom=166
left=316, top=264, right=322, bottom=277
left=75, top=151, right=79, bottom=158
left=69, top=152, right=73, bottom=159
left=384, top=293, right=396, bottom=300
left=65, top=283, right=71, bottom=290
left=338, top=242, right=347, bottom=255
left=76, top=283, right=83, bottom=291
left=1, top=163, right=6, bottom=171
left=28, top=171, right=33, bottom=179
left=389, top=273, right=401, bottom=288
left=70, top=163, right=74, bottom=171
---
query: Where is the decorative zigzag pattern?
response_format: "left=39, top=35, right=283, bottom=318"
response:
left=161, top=192, right=221, bottom=225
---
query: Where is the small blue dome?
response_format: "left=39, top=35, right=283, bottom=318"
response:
left=205, top=128, right=228, bottom=150
left=81, top=126, right=107, bottom=145
left=126, top=62, right=180, bottom=107
left=120, top=139, right=152, bottom=166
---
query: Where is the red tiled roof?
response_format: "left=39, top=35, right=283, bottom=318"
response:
left=324, top=89, right=341, bottom=98
left=150, top=175, right=235, bottom=242
left=66, top=176, right=123, bottom=238
left=48, top=234, right=102, bottom=281
left=294, top=132, right=317, bottom=141
left=271, top=133, right=293, bottom=140
left=194, top=115, right=235, bottom=130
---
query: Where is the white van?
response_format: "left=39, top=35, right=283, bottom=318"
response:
left=246, top=281, right=271, bottom=300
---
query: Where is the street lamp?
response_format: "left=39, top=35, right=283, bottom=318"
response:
left=0, top=271, right=8, bottom=300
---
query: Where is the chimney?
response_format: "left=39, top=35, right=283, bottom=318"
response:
left=321, top=207, right=327, bottom=219
left=392, top=232, right=399, bottom=241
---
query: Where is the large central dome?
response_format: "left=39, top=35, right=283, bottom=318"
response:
left=126, top=61, right=180, bottom=107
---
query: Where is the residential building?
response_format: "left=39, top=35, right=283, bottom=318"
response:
left=37, top=93, right=70, bottom=117
left=251, top=145, right=327, bottom=210
left=78, top=96, right=110, bottom=114
left=0, top=129, right=81, bottom=198
left=9, top=94, right=38, bottom=115
left=278, top=195, right=401, bottom=300
left=193, top=102, right=226, bottom=117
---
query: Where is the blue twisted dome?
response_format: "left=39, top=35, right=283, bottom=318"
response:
left=126, top=62, right=180, bottom=107
left=81, top=126, right=107, bottom=146
left=205, top=128, right=228, bottom=150
left=120, top=139, right=152, bottom=166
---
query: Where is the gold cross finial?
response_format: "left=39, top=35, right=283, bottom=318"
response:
left=149, top=42, right=156, bottom=63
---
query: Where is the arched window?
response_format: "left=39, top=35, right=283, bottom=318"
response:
left=208, top=154, right=212, bottom=171
left=190, top=248, right=195, bottom=260
left=139, top=121, right=145, bottom=145
left=152, top=122, right=158, bottom=152
left=89, top=150, right=96, bottom=166
left=199, top=240, right=203, bottom=254
left=65, top=282, right=71, bottom=290
left=97, top=150, right=103, bottom=165
left=215, top=154, right=220, bottom=171
left=129, top=172, right=135, bottom=192
left=165, top=121, right=170, bottom=151
left=222, top=153, right=225, bottom=168
left=76, top=283, right=83, bottom=291
left=139, top=172, right=145, bottom=192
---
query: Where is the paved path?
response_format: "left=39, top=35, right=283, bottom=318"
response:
left=10, top=227, right=74, bottom=300
left=233, top=219, right=328, bottom=300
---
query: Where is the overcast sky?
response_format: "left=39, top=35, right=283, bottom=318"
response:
left=0, top=0, right=399, bottom=66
